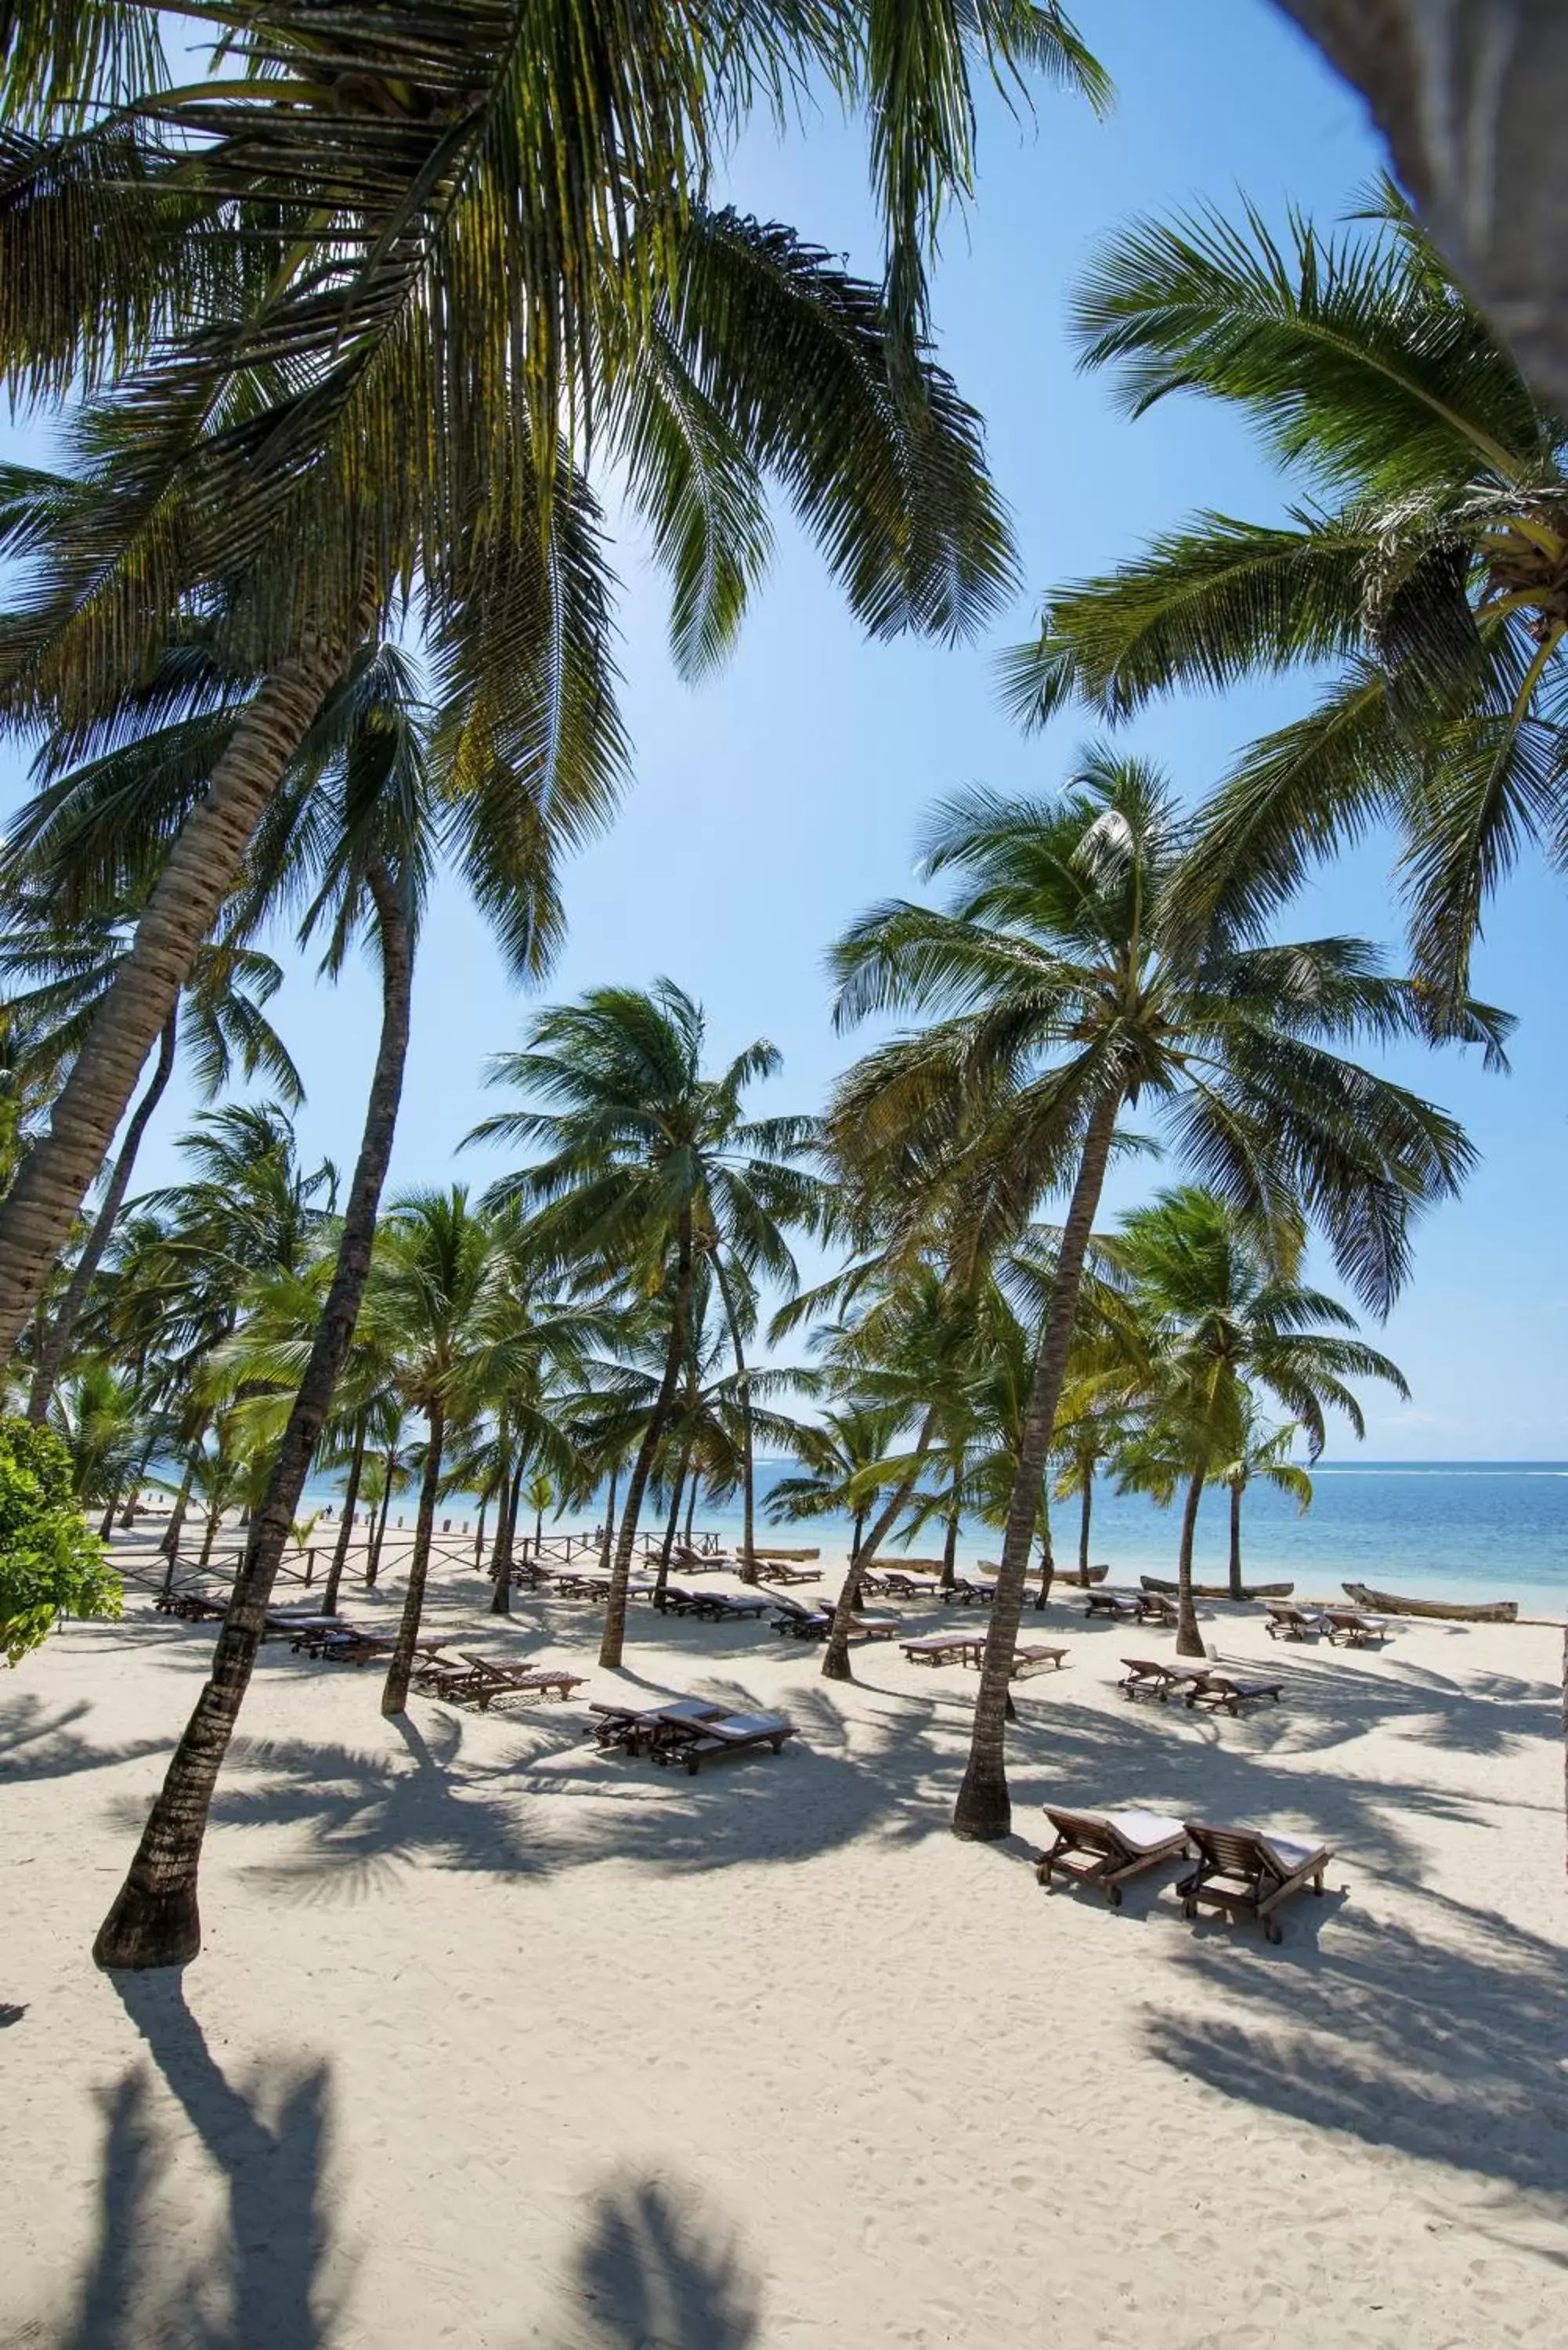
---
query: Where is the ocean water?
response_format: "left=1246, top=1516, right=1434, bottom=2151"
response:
left=303, top=1459, right=1568, bottom=1611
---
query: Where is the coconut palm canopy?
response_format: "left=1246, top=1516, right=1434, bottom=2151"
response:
left=1002, top=185, right=1568, bottom=1002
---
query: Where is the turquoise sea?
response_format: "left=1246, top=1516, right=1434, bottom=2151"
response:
left=304, top=1459, right=1568, bottom=1611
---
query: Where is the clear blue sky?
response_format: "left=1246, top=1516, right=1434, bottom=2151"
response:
left=5, top=2, right=1564, bottom=1457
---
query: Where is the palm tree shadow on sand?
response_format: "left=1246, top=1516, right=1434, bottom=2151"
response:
left=554, top=2171, right=762, bottom=2350
left=64, top=1972, right=342, bottom=2350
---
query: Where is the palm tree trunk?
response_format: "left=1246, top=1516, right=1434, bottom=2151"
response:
left=597, top=1466, right=620, bottom=1574
left=92, top=853, right=411, bottom=1971
left=850, top=1506, right=865, bottom=1563
left=27, top=1009, right=180, bottom=1425
left=322, top=1418, right=367, bottom=1618
left=197, top=1506, right=222, bottom=1567
left=954, top=1087, right=1122, bottom=1840
left=1176, top=1470, right=1207, bottom=1658
left=381, top=1400, right=446, bottom=1716
left=472, top=1491, right=488, bottom=1567
left=489, top=1448, right=517, bottom=1618
left=652, top=1441, right=692, bottom=1611
left=99, top=1488, right=121, bottom=1542
left=1034, top=1485, right=1057, bottom=1610
left=822, top=1417, right=936, bottom=1682
left=683, top=1473, right=698, bottom=1549
left=0, top=626, right=370, bottom=1365
left=367, top=1458, right=395, bottom=1586
left=941, top=1497, right=961, bottom=1589
left=1228, top=1479, right=1245, bottom=1603
left=159, top=1448, right=200, bottom=1596
left=600, top=1212, right=693, bottom=1670
left=721, top=1289, right=757, bottom=1579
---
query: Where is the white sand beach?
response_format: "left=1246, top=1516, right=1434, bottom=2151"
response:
left=5, top=1537, right=1567, bottom=2349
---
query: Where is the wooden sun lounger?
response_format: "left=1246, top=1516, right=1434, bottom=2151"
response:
left=941, top=1574, right=997, bottom=1607
left=1265, top=1603, right=1324, bottom=1640
left=1117, top=1657, right=1210, bottom=1703
left=166, top=1588, right=229, bottom=1622
left=454, top=1652, right=585, bottom=1705
left=1177, top=1820, right=1332, bottom=1943
left=1086, top=1588, right=1145, bottom=1621
left=1013, top=1644, right=1069, bottom=1676
left=878, top=1570, right=944, bottom=1600
left=547, top=1570, right=613, bottom=1600
left=1136, top=1590, right=1183, bottom=1628
left=1321, top=1607, right=1393, bottom=1647
left=658, top=1709, right=797, bottom=1775
left=587, top=1697, right=728, bottom=1755
left=742, top=1557, right=818, bottom=1585
left=901, top=1632, right=985, bottom=1668
left=670, top=1546, right=728, bottom=1575
left=1035, top=1806, right=1192, bottom=1905
left=1184, top=1671, right=1284, bottom=1716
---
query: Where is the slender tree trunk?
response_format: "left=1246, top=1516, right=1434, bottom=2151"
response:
left=92, top=852, right=411, bottom=1970
left=598, top=1466, right=619, bottom=1576
left=27, top=1010, right=179, bottom=1423
left=1034, top=1485, right=1057, bottom=1611
left=941, top=1499, right=961, bottom=1590
left=1227, top=1479, right=1245, bottom=1603
left=489, top=1449, right=518, bottom=1618
left=159, top=1450, right=201, bottom=1596
left=1274, top=2, right=1568, bottom=422
left=600, top=1213, right=693, bottom=1670
left=850, top=1507, right=866, bottom=1564
left=472, top=1492, right=488, bottom=1568
left=1176, top=1470, right=1207, bottom=1658
left=488, top=1452, right=514, bottom=1574
left=99, top=1488, right=121, bottom=1542
left=683, top=1473, right=697, bottom=1549
left=367, top=1459, right=395, bottom=1586
left=725, top=1303, right=757, bottom=1578
left=822, top=1418, right=936, bottom=1682
left=0, top=626, right=371, bottom=1363
left=1078, top=1474, right=1093, bottom=1575
left=652, top=1439, right=692, bottom=1611
left=381, top=1401, right=445, bottom=1717
left=197, top=1506, right=222, bottom=1568
left=322, top=1419, right=367, bottom=1618
left=954, top=1087, right=1122, bottom=1840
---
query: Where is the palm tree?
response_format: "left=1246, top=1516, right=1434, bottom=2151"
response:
left=1002, top=186, right=1568, bottom=1005
left=1213, top=1408, right=1314, bottom=1600
left=470, top=982, right=811, bottom=1668
left=1107, top=1185, right=1404, bottom=1639
left=0, top=0, right=1074, bottom=1361
left=829, top=753, right=1496, bottom=1835
left=2, top=905, right=303, bottom=1419
left=768, top=1400, right=906, bottom=1566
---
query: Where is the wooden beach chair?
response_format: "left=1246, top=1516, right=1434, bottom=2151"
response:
left=901, top=1631, right=984, bottom=1668
left=1184, top=1671, right=1284, bottom=1716
left=1013, top=1644, right=1069, bottom=1676
left=1265, top=1602, right=1324, bottom=1640
left=1177, top=1821, right=1333, bottom=1943
left=1321, top=1607, right=1393, bottom=1647
left=453, top=1653, right=586, bottom=1705
left=941, top=1573, right=997, bottom=1608
left=1136, top=1590, right=1183, bottom=1628
left=1086, top=1588, right=1144, bottom=1622
left=742, top=1557, right=818, bottom=1585
left=1117, top=1657, right=1209, bottom=1704
left=587, top=1696, right=728, bottom=1756
left=1035, top=1806, right=1192, bottom=1905
left=660, top=1709, right=797, bottom=1775
left=879, top=1569, right=944, bottom=1601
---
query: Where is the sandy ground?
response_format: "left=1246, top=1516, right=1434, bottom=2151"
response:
left=4, top=1528, right=1568, bottom=2350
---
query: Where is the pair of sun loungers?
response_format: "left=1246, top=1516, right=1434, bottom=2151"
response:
left=1036, top=1806, right=1332, bottom=1942
left=938, top=1574, right=999, bottom=1607
left=1083, top=1586, right=1181, bottom=1624
left=768, top=1594, right=901, bottom=1643
left=587, top=1696, right=796, bottom=1774
left=1265, top=1602, right=1393, bottom=1646
left=655, top=1585, right=771, bottom=1623
left=858, top=1567, right=944, bottom=1601
left=411, top=1650, right=587, bottom=1708
left=899, top=1631, right=1068, bottom=1676
left=1118, top=1657, right=1284, bottom=1714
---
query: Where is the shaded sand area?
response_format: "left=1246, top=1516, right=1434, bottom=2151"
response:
left=5, top=1542, right=1568, bottom=2348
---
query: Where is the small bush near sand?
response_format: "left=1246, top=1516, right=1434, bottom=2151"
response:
left=0, top=1417, right=121, bottom=1665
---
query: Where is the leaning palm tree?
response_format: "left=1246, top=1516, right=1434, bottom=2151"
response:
left=0, top=0, right=1088, bottom=1361
left=829, top=751, right=1501, bottom=1835
left=471, top=982, right=811, bottom=1666
left=1002, top=185, right=1568, bottom=1005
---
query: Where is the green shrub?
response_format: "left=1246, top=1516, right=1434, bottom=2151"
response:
left=0, top=1415, right=121, bottom=1665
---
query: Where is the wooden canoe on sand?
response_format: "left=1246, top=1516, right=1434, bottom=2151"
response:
left=1342, top=1581, right=1518, bottom=1624
left=1140, top=1574, right=1295, bottom=1601
left=1042, top=1563, right=1110, bottom=1588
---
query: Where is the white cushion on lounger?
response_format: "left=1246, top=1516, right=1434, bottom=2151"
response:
left=699, top=1712, right=790, bottom=1741
left=1259, top=1833, right=1323, bottom=1871
left=1106, top=1808, right=1188, bottom=1849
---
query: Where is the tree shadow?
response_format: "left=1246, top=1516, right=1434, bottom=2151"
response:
left=1143, top=1887, right=1568, bottom=2210
left=558, top=2170, right=762, bottom=2349
left=62, top=1972, right=341, bottom=2349
left=0, top=1694, right=169, bottom=1783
